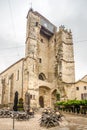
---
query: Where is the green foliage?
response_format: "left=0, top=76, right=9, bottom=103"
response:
left=55, top=101, right=65, bottom=106
left=55, top=92, right=60, bottom=101
left=17, top=106, right=24, bottom=111
left=17, top=104, right=23, bottom=108
left=17, top=98, right=24, bottom=111
left=55, top=100, right=87, bottom=106
left=80, top=100, right=87, bottom=105
left=19, top=98, right=23, bottom=104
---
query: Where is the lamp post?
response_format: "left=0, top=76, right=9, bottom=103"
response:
left=12, top=111, right=15, bottom=130
left=12, top=91, right=18, bottom=130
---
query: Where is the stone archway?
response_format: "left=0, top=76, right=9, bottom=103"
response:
left=39, top=86, right=51, bottom=108
left=51, top=89, right=57, bottom=108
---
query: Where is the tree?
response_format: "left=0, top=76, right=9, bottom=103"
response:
left=13, top=91, right=18, bottom=111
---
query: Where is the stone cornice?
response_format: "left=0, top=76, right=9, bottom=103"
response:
left=28, top=88, right=35, bottom=90
left=25, top=56, right=37, bottom=61
left=62, top=59, right=74, bottom=63
left=62, top=81, right=75, bottom=84
left=62, top=41, right=73, bottom=45
left=25, top=36, right=37, bottom=43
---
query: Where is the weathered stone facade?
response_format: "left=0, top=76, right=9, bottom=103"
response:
left=0, top=59, right=24, bottom=105
left=75, top=75, right=87, bottom=100
left=0, top=9, right=76, bottom=108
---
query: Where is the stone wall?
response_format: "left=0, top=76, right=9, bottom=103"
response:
left=0, top=59, right=24, bottom=104
left=38, top=34, right=49, bottom=79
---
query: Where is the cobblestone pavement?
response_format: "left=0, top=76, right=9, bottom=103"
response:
left=0, top=113, right=87, bottom=130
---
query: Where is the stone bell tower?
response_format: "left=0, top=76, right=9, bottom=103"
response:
left=23, top=9, right=41, bottom=107
left=25, top=8, right=40, bottom=59
left=24, top=9, right=75, bottom=106
left=55, top=25, right=75, bottom=83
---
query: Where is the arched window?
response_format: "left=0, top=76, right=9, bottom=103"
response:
left=39, top=73, right=46, bottom=80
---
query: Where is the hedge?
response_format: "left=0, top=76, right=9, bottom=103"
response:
left=55, top=100, right=87, bottom=106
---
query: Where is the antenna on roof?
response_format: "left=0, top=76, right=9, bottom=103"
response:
left=30, top=2, right=32, bottom=8
left=29, top=2, right=33, bottom=12
left=29, top=2, right=33, bottom=9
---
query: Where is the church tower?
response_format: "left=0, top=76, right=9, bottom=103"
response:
left=24, top=9, right=75, bottom=107
left=0, top=9, right=76, bottom=108
left=55, top=25, right=75, bottom=83
left=25, top=8, right=40, bottom=59
left=25, top=8, right=57, bottom=82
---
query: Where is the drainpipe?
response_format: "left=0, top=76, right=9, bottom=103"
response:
left=21, top=59, right=24, bottom=98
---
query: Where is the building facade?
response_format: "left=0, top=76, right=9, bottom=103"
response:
left=75, top=75, right=87, bottom=100
left=0, top=9, right=76, bottom=108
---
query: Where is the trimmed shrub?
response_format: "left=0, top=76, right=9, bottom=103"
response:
left=17, top=98, right=24, bottom=111
left=55, top=100, right=87, bottom=106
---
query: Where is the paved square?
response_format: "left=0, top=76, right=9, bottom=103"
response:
left=0, top=114, right=87, bottom=130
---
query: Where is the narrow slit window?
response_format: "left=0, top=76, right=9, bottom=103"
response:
left=76, top=87, right=79, bottom=90
left=41, top=39, right=43, bottom=43
left=39, top=58, right=42, bottom=63
left=16, top=70, right=19, bottom=81
left=36, top=22, right=38, bottom=26
left=84, top=86, right=87, bottom=90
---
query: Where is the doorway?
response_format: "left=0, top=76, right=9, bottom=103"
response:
left=39, top=96, right=44, bottom=108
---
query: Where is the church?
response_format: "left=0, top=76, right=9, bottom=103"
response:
left=0, top=9, right=77, bottom=108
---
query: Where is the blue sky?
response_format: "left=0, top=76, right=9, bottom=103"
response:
left=0, top=0, right=87, bottom=81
